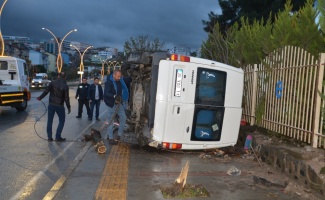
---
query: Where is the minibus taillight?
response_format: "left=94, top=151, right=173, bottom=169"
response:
left=162, top=142, right=182, bottom=150
left=170, top=54, right=190, bottom=62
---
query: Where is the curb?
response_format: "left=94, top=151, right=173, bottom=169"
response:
left=240, top=126, right=325, bottom=197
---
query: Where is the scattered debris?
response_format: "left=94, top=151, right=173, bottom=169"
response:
left=244, top=134, right=253, bottom=153
left=161, top=184, right=209, bottom=199
left=250, top=144, right=262, bottom=166
left=214, top=149, right=225, bottom=157
left=227, top=166, right=241, bottom=176
left=253, top=176, right=286, bottom=188
left=82, top=128, right=106, bottom=154
left=304, top=146, right=314, bottom=152
left=160, top=161, right=209, bottom=199
left=199, top=146, right=246, bottom=160
left=175, top=161, right=189, bottom=189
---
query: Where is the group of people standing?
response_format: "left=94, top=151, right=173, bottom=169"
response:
left=36, top=70, right=130, bottom=145
left=75, top=77, right=103, bottom=121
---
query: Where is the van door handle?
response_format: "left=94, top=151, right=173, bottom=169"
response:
left=186, top=126, right=189, bottom=133
left=177, top=107, right=180, bottom=114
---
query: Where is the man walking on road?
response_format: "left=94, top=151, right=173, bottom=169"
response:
left=88, top=77, right=103, bottom=121
left=36, top=72, right=71, bottom=142
left=75, top=77, right=90, bottom=119
left=104, top=70, right=131, bottom=144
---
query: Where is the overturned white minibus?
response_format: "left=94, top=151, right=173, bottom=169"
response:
left=125, top=52, right=243, bottom=150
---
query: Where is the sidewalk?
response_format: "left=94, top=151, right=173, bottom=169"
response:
left=45, top=125, right=324, bottom=200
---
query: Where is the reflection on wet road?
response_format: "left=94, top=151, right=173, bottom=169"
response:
left=0, top=88, right=107, bottom=199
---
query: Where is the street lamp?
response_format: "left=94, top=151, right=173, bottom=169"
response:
left=70, top=44, right=92, bottom=82
left=95, top=55, right=110, bottom=82
left=114, top=61, right=123, bottom=71
left=0, top=0, right=8, bottom=56
left=42, top=27, right=77, bottom=73
left=108, top=61, right=114, bottom=74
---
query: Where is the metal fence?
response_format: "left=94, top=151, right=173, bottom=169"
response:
left=242, top=46, right=325, bottom=148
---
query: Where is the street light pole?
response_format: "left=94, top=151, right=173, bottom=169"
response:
left=95, top=55, right=110, bottom=82
left=0, top=0, right=9, bottom=56
left=42, top=28, right=77, bottom=73
left=70, top=44, right=92, bottom=82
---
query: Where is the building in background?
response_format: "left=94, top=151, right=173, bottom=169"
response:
left=29, top=50, right=46, bottom=66
left=173, top=45, right=190, bottom=56
left=44, top=53, right=57, bottom=72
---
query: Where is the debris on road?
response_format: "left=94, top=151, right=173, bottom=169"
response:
left=175, top=161, right=189, bottom=189
left=82, top=128, right=106, bottom=154
left=227, top=166, right=241, bottom=176
left=253, top=176, right=286, bottom=188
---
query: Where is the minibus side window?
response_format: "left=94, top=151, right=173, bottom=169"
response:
left=195, top=68, right=227, bottom=106
left=191, top=107, right=224, bottom=141
left=0, top=61, right=8, bottom=70
left=23, top=62, right=28, bottom=76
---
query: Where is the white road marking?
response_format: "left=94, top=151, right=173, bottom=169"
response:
left=10, top=110, right=107, bottom=200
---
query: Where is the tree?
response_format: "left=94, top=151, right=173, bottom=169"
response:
left=317, top=0, right=325, bottom=33
left=203, top=0, right=310, bottom=34
left=201, top=0, right=325, bottom=67
left=291, top=0, right=324, bottom=55
left=201, top=22, right=238, bottom=66
left=34, top=65, right=47, bottom=73
left=124, top=35, right=166, bottom=55
left=190, top=51, right=197, bottom=57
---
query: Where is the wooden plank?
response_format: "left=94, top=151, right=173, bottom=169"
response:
left=286, top=46, right=294, bottom=137
left=265, top=57, right=272, bottom=129
left=312, top=53, right=325, bottom=148
left=274, top=49, right=281, bottom=133
left=292, top=47, right=300, bottom=139
left=289, top=47, right=299, bottom=137
left=279, top=46, right=289, bottom=135
left=251, top=65, right=258, bottom=125
left=307, top=56, right=315, bottom=143
left=301, top=52, right=310, bottom=142
left=267, top=54, right=275, bottom=131
left=296, top=48, right=306, bottom=140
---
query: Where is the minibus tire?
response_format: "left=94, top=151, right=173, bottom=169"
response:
left=15, top=99, right=27, bottom=111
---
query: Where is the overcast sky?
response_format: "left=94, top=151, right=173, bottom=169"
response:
left=2, top=0, right=220, bottom=52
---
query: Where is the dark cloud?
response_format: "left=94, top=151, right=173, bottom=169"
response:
left=2, top=0, right=220, bottom=51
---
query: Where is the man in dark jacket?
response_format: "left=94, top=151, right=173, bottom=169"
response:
left=104, top=70, right=131, bottom=144
left=75, top=77, right=90, bottom=119
left=88, top=77, right=103, bottom=121
left=36, top=72, right=71, bottom=142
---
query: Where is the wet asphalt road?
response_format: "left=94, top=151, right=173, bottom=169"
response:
left=0, top=86, right=107, bottom=200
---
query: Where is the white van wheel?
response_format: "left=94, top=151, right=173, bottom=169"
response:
left=15, top=99, right=28, bottom=111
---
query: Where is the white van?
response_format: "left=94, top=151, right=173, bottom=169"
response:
left=126, top=52, right=244, bottom=150
left=31, top=73, right=50, bottom=87
left=0, top=56, right=30, bottom=111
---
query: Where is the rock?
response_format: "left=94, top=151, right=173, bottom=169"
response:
left=227, top=166, right=241, bottom=176
left=253, top=176, right=286, bottom=188
left=304, top=146, right=314, bottom=152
